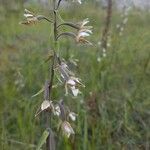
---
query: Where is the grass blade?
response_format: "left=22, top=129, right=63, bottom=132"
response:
left=36, top=129, right=49, bottom=150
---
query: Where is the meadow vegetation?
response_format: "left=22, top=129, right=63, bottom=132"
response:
left=0, top=2, right=150, bottom=149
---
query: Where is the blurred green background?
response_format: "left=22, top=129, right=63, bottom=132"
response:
left=0, top=0, right=150, bottom=149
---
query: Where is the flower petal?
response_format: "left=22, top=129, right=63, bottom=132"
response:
left=24, top=14, right=34, bottom=18
left=41, top=100, right=51, bottom=111
left=69, top=112, right=77, bottom=121
left=70, top=86, right=79, bottom=96
left=67, top=79, right=76, bottom=86
left=61, top=121, right=75, bottom=138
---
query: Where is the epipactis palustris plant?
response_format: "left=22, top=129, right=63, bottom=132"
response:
left=20, top=0, right=92, bottom=148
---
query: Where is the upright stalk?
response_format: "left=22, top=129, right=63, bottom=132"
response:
left=20, top=1, right=92, bottom=149
left=46, top=1, right=58, bottom=149
left=48, top=0, right=58, bottom=102
left=101, top=0, right=112, bottom=50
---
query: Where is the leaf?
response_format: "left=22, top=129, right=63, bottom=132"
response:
left=32, top=87, right=44, bottom=98
left=44, top=52, right=54, bottom=63
left=36, top=130, right=49, bottom=150
left=47, top=128, right=56, bottom=150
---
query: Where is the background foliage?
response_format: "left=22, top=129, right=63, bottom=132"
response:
left=0, top=1, right=150, bottom=149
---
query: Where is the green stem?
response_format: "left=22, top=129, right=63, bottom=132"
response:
left=46, top=0, right=58, bottom=150
left=46, top=1, right=58, bottom=150
left=57, top=22, right=79, bottom=30
left=83, top=111, right=88, bottom=150
left=101, top=0, right=112, bottom=50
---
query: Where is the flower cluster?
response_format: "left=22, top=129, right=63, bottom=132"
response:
left=19, top=9, right=39, bottom=25
left=57, top=18, right=92, bottom=45
left=57, top=100, right=77, bottom=138
left=76, top=18, right=93, bottom=45
left=97, top=33, right=111, bottom=61
left=35, top=98, right=77, bottom=138
left=116, top=6, right=131, bottom=36
left=20, top=0, right=91, bottom=143
left=61, top=121, right=75, bottom=138
left=20, top=9, right=52, bottom=25
left=56, top=61, right=84, bottom=97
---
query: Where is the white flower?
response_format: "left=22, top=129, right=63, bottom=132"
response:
left=41, top=100, right=51, bottom=111
left=123, top=18, right=128, bottom=24
left=68, top=77, right=83, bottom=86
left=24, top=9, right=34, bottom=16
left=75, top=18, right=92, bottom=45
left=76, top=35, right=92, bottom=45
left=103, top=52, right=106, bottom=57
left=35, top=100, right=52, bottom=117
left=116, top=24, right=120, bottom=29
left=24, top=14, right=34, bottom=18
left=98, top=41, right=101, bottom=46
left=65, top=76, right=84, bottom=96
left=20, top=9, right=52, bottom=25
left=102, top=48, right=106, bottom=53
left=97, top=57, right=101, bottom=62
left=57, top=62, right=83, bottom=97
left=107, top=43, right=111, bottom=47
left=54, top=105, right=61, bottom=116
left=78, top=31, right=90, bottom=37
left=20, top=9, right=38, bottom=25
left=58, top=62, right=74, bottom=81
left=69, top=112, right=77, bottom=121
left=70, top=86, right=79, bottom=97
left=120, top=27, right=124, bottom=32
left=61, top=121, right=75, bottom=138
left=73, top=0, right=82, bottom=4
left=77, top=18, right=91, bottom=29
left=67, top=79, right=76, bottom=86
left=77, top=0, right=82, bottom=4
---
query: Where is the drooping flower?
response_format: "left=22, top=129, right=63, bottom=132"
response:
left=20, top=9, right=39, bottom=25
left=76, top=32, right=92, bottom=45
left=77, top=18, right=92, bottom=30
left=35, top=100, right=53, bottom=117
left=76, top=0, right=82, bottom=4
left=41, top=100, right=51, bottom=110
left=53, top=105, right=61, bottom=116
left=61, top=121, right=75, bottom=138
left=72, top=0, right=82, bottom=4
left=58, top=62, right=74, bottom=81
left=65, top=76, right=84, bottom=96
left=20, top=9, right=52, bottom=25
left=56, top=62, right=84, bottom=96
left=69, top=112, right=77, bottom=121
left=70, top=86, right=80, bottom=96
left=76, top=18, right=93, bottom=45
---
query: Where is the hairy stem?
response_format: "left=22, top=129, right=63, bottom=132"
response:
left=57, top=22, right=79, bottom=30
left=56, top=0, right=63, bottom=10
left=101, top=0, right=112, bottom=50
left=46, top=0, right=57, bottom=149
left=56, top=32, right=76, bottom=40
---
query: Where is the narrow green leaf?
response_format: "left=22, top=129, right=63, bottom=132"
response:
left=32, top=87, right=44, bottom=98
left=36, top=130, right=49, bottom=150
left=47, top=128, right=56, bottom=150
left=44, top=52, right=54, bottom=63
